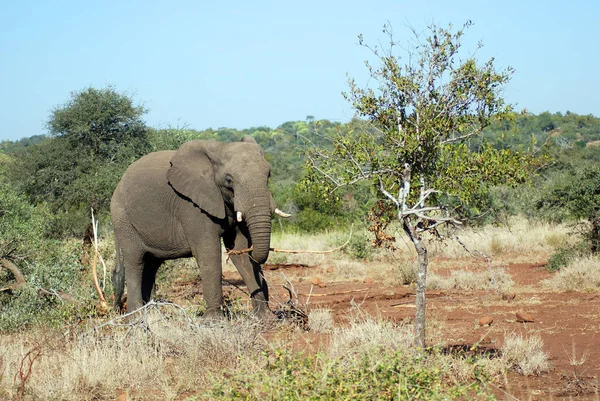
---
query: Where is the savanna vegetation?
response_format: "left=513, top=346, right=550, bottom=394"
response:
left=2, top=22, right=600, bottom=400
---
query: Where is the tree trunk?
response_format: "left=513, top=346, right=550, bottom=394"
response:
left=403, top=220, right=428, bottom=349
left=591, top=216, right=600, bottom=254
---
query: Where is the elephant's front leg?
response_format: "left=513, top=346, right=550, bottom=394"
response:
left=192, top=236, right=224, bottom=319
left=226, top=228, right=271, bottom=318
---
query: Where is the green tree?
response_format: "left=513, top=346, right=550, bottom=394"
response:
left=10, top=86, right=151, bottom=236
left=537, top=167, right=600, bottom=253
left=307, top=22, right=535, bottom=347
left=48, top=86, right=150, bottom=158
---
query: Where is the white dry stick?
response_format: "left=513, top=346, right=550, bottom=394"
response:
left=91, top=207, right=108, bottom=312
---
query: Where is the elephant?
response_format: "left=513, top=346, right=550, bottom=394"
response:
left=110, top=135, right=290, bottom=319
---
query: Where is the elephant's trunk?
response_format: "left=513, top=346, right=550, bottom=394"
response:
left=244, top=203, right=272, bottom=264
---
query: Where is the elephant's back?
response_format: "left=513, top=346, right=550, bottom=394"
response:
left=113, top=151, right=175, bottom=203
left=111, top=151, right=184, bottom=240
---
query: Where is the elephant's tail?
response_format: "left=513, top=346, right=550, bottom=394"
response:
left=112, top=244, right=125, bottom=312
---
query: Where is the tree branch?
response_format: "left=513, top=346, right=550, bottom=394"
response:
left=0, top=258, right=26, bottom=292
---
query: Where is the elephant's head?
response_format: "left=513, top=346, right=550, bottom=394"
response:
left=166, top=136, right=276, bottom=264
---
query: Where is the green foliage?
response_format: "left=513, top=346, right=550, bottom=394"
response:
left=209, top=350, right=497, bottom=400
left=537, top=167, right=600, bottom=222
left=8, top=86, right=151, bottom=236
left=306, top=22, right=536, bottom=247
left=0, top=240, right=93, bottom=332
left=0, top=181, right=48, bottom=260
left=48, top=86, right=150, bottom=159
left=345, top=231, right=375, bottom=260
left=537, top=166, right=600, bottom=253
left=546, top=240, right=591, bottom=271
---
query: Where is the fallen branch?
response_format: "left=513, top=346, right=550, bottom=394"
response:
left=0, top=258, right=26, bottom=293
left=274, top=272, right=309, bottom=329
left=299, top=288, right=369, bottom=297
left=226, top=225, right=353, bottom=257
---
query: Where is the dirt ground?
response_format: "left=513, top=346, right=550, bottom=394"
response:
left=190, top=257, right=600, bottom=401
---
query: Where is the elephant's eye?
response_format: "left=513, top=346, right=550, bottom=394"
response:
left=225, top=175, right=234, bottom=188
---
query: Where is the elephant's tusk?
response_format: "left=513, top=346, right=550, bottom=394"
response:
left=274, top=208, right=292, bottom=218
left=236, top=211, right=243, bottom=222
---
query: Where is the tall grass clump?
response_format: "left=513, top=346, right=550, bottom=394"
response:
left=501, top=333, right=551, bottom=376
left=542, top=255, right=600, bottom=291
left=1, top=307, right=519, bottom=400
left=328, top=315, right=414, bottom=362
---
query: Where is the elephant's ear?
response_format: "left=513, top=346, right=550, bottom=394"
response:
left=167, top=141, right=226, bottom=220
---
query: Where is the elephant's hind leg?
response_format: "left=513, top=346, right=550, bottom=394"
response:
left=142, top=255, right=163, bottom=303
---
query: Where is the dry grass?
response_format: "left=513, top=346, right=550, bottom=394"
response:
left=308, top=308, right=334, bottom=333
left=266, top=219, right=570, bottom=287
left=2, top=218, right=571, bottom=399
left=542, top=255, right=600, bottom=292
left=328, top=315, right=414, bottom=363
left=0, top=302, right=555, bottom=399
left=428, top=268, right=514, bottom=292
left=0, top=305, right=266, bottom=400
left=427, top=219, right=571, bottom=261
left=501, top=332, right=551, bottom=376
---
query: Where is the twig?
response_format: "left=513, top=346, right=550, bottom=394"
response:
left=37, top=288, right=68, bottom=304
left=455, top=234, right=498, bottom=291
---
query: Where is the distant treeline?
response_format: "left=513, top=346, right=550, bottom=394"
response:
left=1, top=88, right=600, bottom=238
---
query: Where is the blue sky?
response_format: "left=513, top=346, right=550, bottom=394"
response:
left=1, top=0, right=599, bottom=141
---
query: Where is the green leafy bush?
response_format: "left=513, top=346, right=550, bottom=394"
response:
left=344, top=231, right=374, bottom=260
left=0, top=182, right=48, bottom=260
left=546, top=239, right=591, bottom=271
left=0, top=240, right=93, bottom=332
left=209, top=350, right=497, bottom=400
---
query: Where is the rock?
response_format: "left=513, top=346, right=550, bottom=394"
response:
left=326, top=266, right=334, bottom=273
left=363, top=277, right=374, bottom=284
left=516, top=312, right=535, bottom=323
left=311, top=277, right=321, bottom=286
left=478, top=316, right=493, bottom=326
left=318, top=281, right=327, bottom=288
left=502, top=292, right=517, bottom=301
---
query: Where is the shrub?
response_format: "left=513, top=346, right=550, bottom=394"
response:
left=395, top=261, right=418, bottom=285
left=210, top=350, right=497, bottom=400
left=0, top=240, right=92, bottom=332
left=0, top=182, right=48, bottom=260
left=344, top=231, right=374, bottom=260
left=546, top=239, right=591, bottom=271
